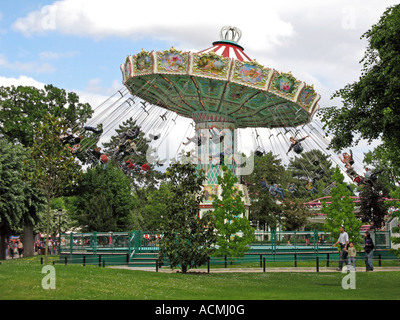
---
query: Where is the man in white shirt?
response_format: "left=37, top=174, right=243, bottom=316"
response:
left=333, top=226, right=349, bottom=271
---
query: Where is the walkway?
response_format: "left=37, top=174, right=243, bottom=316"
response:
left=109, top=266, right=400, bottom=273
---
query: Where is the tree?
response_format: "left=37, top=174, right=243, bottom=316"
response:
left=287, top=149, right=335, bottom=200
left=212, top=166, right=255, bottom=262
left=245, top=152, right=284, bottom=229
left=30, top=115, right=82, bottom=264
left=388, top=186, right=400, bottom=257
left=102, top=117, right=166, bottom=215
left=280, top=198, right=313, bottom=231
left=0, top=138, right=46, bottom=259
left=135, top=183, right=172, bottom=231
left=321, top=167, right=362, bottom=250
left=363, top=147, right=400, bottom=189
left=358, top=180, right=390, bottom=229
left=69, top=164, right=136, bottom=232
left=159, top=161, right=217, bottom=273
left=319, top=5, right=400, bottom=167
left=0, top=139, right=28, bottom=259
left=0, top=85, right=93, bottom=147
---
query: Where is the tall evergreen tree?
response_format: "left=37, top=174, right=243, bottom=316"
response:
left=287, top=149, right=335, bottom=200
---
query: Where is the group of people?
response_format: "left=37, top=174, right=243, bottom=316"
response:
left=260, top=178, right=319, bottom=200
left=5, top=239, right=23, bottom=259
left=339, top=150, right=382, bottom=187
left=120, top=159, right=150, bottom=176
left=115, top=127, right=151, bottom=176
left=59, top=123, right=111, bottom=167
left=4, top=238, right=62, bottom=259
left=333, top=226, right=375, bottom=271
left=60, top=124, right=153, bottom=176
left=260, top=177, right=285, bottom=200
left=34, top=239, right=59, bottom=255
left=60, top=124, right=104, bottom=155
left=183, top=127, right=226, bottom=147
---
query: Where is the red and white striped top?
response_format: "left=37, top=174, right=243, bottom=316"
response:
left=198, top=40, right=252, bottom=62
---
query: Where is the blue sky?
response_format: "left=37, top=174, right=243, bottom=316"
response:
left=0, top=0, right=398, bottom=174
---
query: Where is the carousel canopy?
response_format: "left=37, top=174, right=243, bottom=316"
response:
left=121, top=26, right=320, bottom=128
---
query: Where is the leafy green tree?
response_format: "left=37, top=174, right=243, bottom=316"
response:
left=0, top=85, right=93, bottom=147
left=19, top=181, right=46, bottom=258
left=281, top=198, right=313, bottom=231
left=0, top=139, right=28, bottom=259
left=69, top=163, right=136, bottom=232
left=358, top=180, right=390, bottom=229
left=30, top=115, right=82, bottom=263
left=245, top=152, right=284, bottom=229
left=388, top=186, right=400, bottom=257
left=212, top=166, right=255, bottom=262
left=159, top=161, right=217, bottom=273
left=363, top=147, right=400, bottom=189
left=319, top=5, right=400, bottom=167
left=321, top=167, right=362, bottom=250
left=0, top=138, right=46, bottom=259
left=135, top=183, right=172, bottom=231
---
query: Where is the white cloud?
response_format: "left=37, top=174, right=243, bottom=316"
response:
left=0, top=53, right=56, bottom=74
left=11, top=0, right=398, bottom=99
left=6, top=0, right=394, bottom=168
left=0, top=75, right=46, bottom=88
left=11, top=0, right=295, bottom=52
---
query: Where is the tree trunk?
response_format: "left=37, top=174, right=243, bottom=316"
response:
left=0, top=225, right=7, bottom=260
left=23, top=224, right=35, bottom=257
left=45, top=195, right=51, bottom=265
left=181, top=264, right=187, bottom=273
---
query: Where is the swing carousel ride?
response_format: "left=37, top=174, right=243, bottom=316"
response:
left=77, top=26, right=367, bottom=216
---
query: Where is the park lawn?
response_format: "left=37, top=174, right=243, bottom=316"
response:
left=0, top=256, right=399, bottom=300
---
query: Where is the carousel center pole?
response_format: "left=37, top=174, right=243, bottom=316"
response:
left=192, top=111, right=250, bottom=218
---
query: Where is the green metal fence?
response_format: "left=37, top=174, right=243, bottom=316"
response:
left=59, top=230, right=392, bottom=265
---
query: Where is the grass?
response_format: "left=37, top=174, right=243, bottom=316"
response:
left=1, top=256, right=399, bottom=300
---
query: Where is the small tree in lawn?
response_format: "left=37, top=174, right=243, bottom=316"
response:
left=388, top=186, right=400, bottom=258
left=30, top=115, right=82, bottom=264
left=159, top=160, right=217, bottom=273
left=322, top=167, right=362, bottom=250
left=212, top=166, right=255, bottom=263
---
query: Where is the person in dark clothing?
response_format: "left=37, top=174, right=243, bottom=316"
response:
left=260, top=177, right=268, bottom=191
left=84, top=123, right=103, bottom=135
left=286, top=136, right=309, bottom=155
left=364, top=231, right=375, bottom=271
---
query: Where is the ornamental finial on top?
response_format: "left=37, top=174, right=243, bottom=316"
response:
left=219, top=26, right=242, bottom=43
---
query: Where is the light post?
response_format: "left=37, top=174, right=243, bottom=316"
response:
left=57, top=208, right=62, bottom=254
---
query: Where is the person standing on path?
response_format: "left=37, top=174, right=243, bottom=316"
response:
left=17, top=240, right=23, bottom=258
left=364, top=231, right=375, bottom=271
left=8, top=240, right=14, bottom=259
left=347, top=241, right=357, bottom=271
left=333, top=226, right=349, bottom=271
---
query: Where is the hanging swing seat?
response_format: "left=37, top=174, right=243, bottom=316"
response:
left=293, top=144, right=303, bottom=154
left=255, top=147, right=265, bottom=157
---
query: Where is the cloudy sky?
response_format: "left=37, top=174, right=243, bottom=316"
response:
left=0, top=0, right=397, bottom=173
